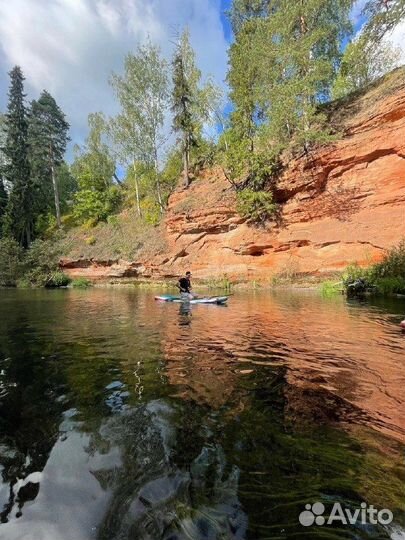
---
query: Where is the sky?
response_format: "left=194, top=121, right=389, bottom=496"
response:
left=0, top=0, right=404, bottom=157
left=0, top=0, right=232, bottom=153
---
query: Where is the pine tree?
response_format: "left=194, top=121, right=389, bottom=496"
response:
left=28, top=90, right=70, bottom=227
left=0, top=179, right=7, bottom=236
left=363, top=0, right=405, bottom=42
left=172, top=48, right=196, bottom=188
left=228, top=0, right=354, bottom=152
left=0, top=115, right=8, bottom=235
left=3, top=66, right=33, bottom=247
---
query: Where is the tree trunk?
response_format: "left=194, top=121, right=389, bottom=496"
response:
left=50, top=151, right=61, bottom=228
left=132, top=160, right=141, bottom=217
left=154, top=150, right=163, bottom=213
left=183, top=136, right=190, bottom=188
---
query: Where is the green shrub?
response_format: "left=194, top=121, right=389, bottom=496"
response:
left=24, top=239, right=62, bottom=287
left=372, top=240, right=405, bottom=279
left=105, top=185, right=124, bottom=215
left=140, top=196, right=161, bottom=226
left=85, top=236, right=96, bottom=246
left=16, top=278, right=31, bottom=289
left=343, top=240, right=405, bottom=296
left=342, top=263, right=371, bottom=287
left=46, top=271, right=71, bottom=288
left=0, top=238, right=25, bottom=287
left=320, top=280, right=342, bottom=297
left=72, top=278, right=92, bottom=288
left=203, top=275, right=232, bottom=291
left=35, top=213, right=58, bottom=238
left=107, top=215, right=119, bottom=227
left=236, top=189, right=277, bottom=223
left=374, top=277, right=405, bottom=296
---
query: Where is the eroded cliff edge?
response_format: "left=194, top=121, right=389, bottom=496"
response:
left=61, top=69, right=405, bottom=282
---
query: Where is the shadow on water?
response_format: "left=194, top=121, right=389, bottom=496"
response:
left=0, top=288, right=404, bottom=540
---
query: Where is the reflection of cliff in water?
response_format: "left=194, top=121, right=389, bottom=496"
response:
left=93, top=400, right=247, bottom=540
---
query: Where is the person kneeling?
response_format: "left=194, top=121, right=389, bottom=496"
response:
left=178, top=271, right=197, bottom=300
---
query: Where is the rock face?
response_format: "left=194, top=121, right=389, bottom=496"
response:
left=61, top=258, right=151, bottom=281
left=159, top=69, right=405, bottom=281
left=61, top=69, right=405, bottom=282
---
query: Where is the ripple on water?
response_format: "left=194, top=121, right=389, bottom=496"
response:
left=0, top=289, right=404, bottom=539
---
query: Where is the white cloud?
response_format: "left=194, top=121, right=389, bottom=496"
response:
left=351, top=0, right=368, bottom=25
left=384, top=20, right=405, bottom=63
left=0, top=0, right=228, bottom=154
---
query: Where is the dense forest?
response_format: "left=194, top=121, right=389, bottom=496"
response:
left=0, top=0, right=404, bottom=287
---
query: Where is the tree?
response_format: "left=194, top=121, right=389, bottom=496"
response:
left=0, top=115, right=7, bottom=235
left=228, top=0, right=272, bottom=33
left=71, top=113, right=119, bottom=225
left=227, top=19, right=264, bottom=153
left=332, top=34, right=401, bottom=99
left=172, top=45, right=196, bottom=188
left=110, top=41, right=169, bottom=213
left=28, top=90, right=70, bottom=228
left=3, top=66, right=33, bottom=247
left=171, top=29, right=221, bottom=188
left=228, top=0, right=354, bottom=154
left=363, top=0, right=405, bottom=42
left=0, top=179, right=7, bottom=236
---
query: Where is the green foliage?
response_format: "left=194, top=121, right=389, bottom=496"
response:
left=23, top=239, right=62, bottom=287
left=46, top=271, right=71, bottom=288
left=140, top=196, right=161, bottom=226
left=110, top=40, right=169, bottom=213
left=0, top=238, right=25, bottom=286
left=343, top=240, right=405, bottom=296
left=28, top=90, right=70, bottom=226
left=372, top=239, right=405, bottom=279
left=72, top=189, right=110, bottom=224
left=373, top=277, right=405, bottom=296
left=85, top=236, right=96, bottom=246
left=236, top=189, right=277, bottom=223
left=332, top=35, right=401, bottom=99
left=172, top=29, right=222, bottom=188
left=161, top=149, right=183, bottom=191
left=72, top=277, right=92, bottom=289
left=362, top=0, right=405, bottom=43
left=219, top=128, right=282, bottom=189
left=3, top=66, right=34, bottom=247
left=190, top=137, right=217, bottom=175
left=0, top=179, right=7, bottom=235
left=228, top=0, right=354, bottom=159
left=202, top=275, right=233, bottom=291
left=71, top=113, right=119, bottom=225
left=34, top=212, right=58, bottom=238
left=320, top=280, right=342, bottom=297
left=57, top=162, right=77, bottom=214
left=342, top=262, right=369, bottom=286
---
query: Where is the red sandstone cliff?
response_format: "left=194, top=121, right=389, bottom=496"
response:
left=61, top=68, right=405, bottom=282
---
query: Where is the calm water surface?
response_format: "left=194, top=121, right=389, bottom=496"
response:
left=0, top=288, right=404, bottom=540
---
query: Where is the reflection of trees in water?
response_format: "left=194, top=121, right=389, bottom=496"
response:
left=93, top=400, right=247, bottom=540
left=0, top=313, right=65, bottom=522
left=93, top=401, right=247, bottom=540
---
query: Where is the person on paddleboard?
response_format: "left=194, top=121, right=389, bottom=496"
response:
left=178, top=271, right=197, bottom=300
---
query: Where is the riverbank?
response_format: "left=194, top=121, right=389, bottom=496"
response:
left=58, top=68, right=405, bottom=285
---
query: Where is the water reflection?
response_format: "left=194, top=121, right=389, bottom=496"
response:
left=0, top=288, right=404, bottom=539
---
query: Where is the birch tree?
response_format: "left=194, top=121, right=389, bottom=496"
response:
left=110, top=41, right=169, bottom=214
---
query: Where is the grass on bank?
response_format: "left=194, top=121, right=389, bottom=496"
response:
left=342, top=240, right=405, bottom=296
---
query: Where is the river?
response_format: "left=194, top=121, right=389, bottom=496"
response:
left=0, top=288, right=404, bottom=540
